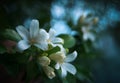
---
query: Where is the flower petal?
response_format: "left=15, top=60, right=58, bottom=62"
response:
left=49, top=28, right=56, bottom=39
left=87, top=33, right=95, bottom=41
left=65, top=51, right=77, bottom=62
left=55, top=63, right=60, bottom=69
left=16, top=25, right=29, bottom=40
left=61, top=66, right=67, bottom=77
left=17, top=40, right=30, bottom=51
left=39, top=29, right=49, bottom=41
left=83, top=31, right=95, bottom=41
left=30, top=19, right=39, bottom=38
left=52, top=37, right=64, bottom=44
left=34, top=42, right=48, bottom=50
left=62, top=63, right=76, bottom=75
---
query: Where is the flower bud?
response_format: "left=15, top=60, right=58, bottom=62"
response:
left=92, top=17, right=99, bottom=25
left=43, top=66, right=56, bottom=79
left=78, top=15, right=85, bottom=24
left=38, top=56, right=50, bottom=66
left=4, top=29, right=21, bottom=41
left=49, top=52, right=66, bottom=63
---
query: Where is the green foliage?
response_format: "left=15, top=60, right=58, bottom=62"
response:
left=3, top=29, right=21, bottom=42
left=59, top=34, right=76, bottom=48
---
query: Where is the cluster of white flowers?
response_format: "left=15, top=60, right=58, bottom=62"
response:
left=16, top=20, right=63, bottom=51
left=16, top=19, right=77, bottom=79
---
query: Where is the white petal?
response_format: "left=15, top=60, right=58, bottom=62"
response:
left=83, top=33, right=95, bottom=41
left=62, top=63, right=76, bottom=75
left=39, top=29, right=49, bottom=41
left=34, top=42, right=48, bottom=50
left=83, top=33, right=88, bottom=41
left=52, top=37, right=64, bottom=44
left=16, top=25, right=29, bottom=40
left=55, top=63, right=60, bottom=69
left=17, top=40, right=30, bottom=51
left=65, top=51, right=77, bottom=62
left=88, top=33, right=95, bottom=41
left=49, top=28, right=56, bottom=39
left=61, top=66, right=67, bottom=78
left=30, top=19, right=39, bottom=38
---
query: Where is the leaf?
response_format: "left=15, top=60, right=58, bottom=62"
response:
left=58, top=34, right=76, bottom=48
left=3, top=29, right=21, bottom=42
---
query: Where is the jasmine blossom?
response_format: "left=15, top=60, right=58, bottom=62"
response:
left=16, top=19, right=49, bottom=51
left=49, top=51, right=77, bottom=77
left=82, top=26, right=95, bottom=41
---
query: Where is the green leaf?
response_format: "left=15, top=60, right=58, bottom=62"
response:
left=58, top=34, right=76, bottom=48
left=4, top=29, right=21, bottom=42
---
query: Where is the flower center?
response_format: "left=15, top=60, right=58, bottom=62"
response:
left=58, top=54, right=66, bottom=64
left=30, top=39, right=36, bottom=44
left=47, top=39, right=51, bottom=43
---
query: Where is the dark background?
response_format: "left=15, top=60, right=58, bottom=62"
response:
left=0, top=0, right=120, bottom=83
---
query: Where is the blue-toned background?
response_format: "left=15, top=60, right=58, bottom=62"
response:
left=0, top=0, right=120, bottom=83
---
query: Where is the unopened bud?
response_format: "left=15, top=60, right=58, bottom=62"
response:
left=38, top=56, right=50, bottom=66
left=4, top=29, right=21, bottom=41
left=92, top=17, right=99, bottom=25
left=43, top=66, right=56, bottom=79
left=49, top=52, right=66, bottom=63
left=79, top=15, right=85, bottom=24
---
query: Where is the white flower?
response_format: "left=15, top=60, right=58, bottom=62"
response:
left=49, top=51, right=77, bottom=77
left=47, top=28, right=64, bottom=46
left=82, top=26, right=95, bottom=41
left=16, top=19, right=49, bottom=51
